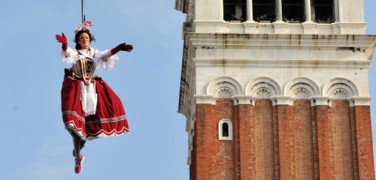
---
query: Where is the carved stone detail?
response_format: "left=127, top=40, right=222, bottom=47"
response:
left=327, top=83, right=354, bottom=99
left=246, top=77, right=281, bottom=98
left=217, top=86, right=234, bottom=98
left=255, top=87, right=272, bottom=98
left=285, top=77, right=320, bottom=99
left=323, top=78, right=359, bottom=98
left=207, top=76, right=242, bottom=98
left=294, top=87, right=311, bottom=99
left=331, top=88, right=350, bottom=99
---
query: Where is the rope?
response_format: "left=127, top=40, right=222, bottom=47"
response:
left=81, top=0, right=85, bottom=23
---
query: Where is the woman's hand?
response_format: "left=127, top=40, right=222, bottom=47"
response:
left=55, top=33, right=68, bottom=50
left=111, top=43, right=133, bottom=54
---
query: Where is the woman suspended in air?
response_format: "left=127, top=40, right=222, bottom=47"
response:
left=55, top=21, right=133, bottom=174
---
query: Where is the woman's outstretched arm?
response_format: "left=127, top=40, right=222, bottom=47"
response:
left=111, top=43, right=133, bottom=54
left=56, top=33, right=68, bottom=51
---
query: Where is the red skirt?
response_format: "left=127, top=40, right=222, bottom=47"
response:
left=61, top=77, right=129, bottom=140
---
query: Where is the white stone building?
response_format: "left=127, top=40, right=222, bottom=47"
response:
left=175, top=0, right=376, bottom=179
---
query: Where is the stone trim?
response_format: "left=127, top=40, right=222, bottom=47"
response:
left=348, top=97, right=372, bottom=106
left=310, top=96, right=330, bottom=106
left=272, top=96, right=293, bottom=106
left=195, top=95, right=216, bottom=105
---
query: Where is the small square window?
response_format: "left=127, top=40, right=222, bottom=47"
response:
left=253, top=0, right=276, bottom=22
left=282, top=0, right=305, bottom=23
left=224, top=0, right=247, bottom=22
left=313, top=0, right=334, bottom=23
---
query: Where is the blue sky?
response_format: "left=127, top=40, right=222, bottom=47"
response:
left=0, top=0, right=186, bottom=179
left=0, top=0, right=376, bottom=180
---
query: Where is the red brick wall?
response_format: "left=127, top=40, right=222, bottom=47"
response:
left=191, top=98, right=374, bottom=180
left=350, top=105, right=359, bottom=179
left=276, top=101, right=316, bottom=180
left=314, top=104, right=334, bottom=179
left=238, top=104, right=252, bottom=179
left=192, top=99, right=236, bottom=180
left=330, top=100, right=354, bottom=179
left=192, top=103, right=213, bottom=180
left=276, top=104, right=292, bottom=180
left=311, top=105, right=320, bottom=179
left=353, top=106, right=375, bottom=179
left=292, top=100, right=315, bottom=179
left=252, top=99, right=275, bottom=180
left=215, top=99, right=236, bottom=180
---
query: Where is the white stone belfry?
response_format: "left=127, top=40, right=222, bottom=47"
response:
left=175, top=0, right=376, bottom=178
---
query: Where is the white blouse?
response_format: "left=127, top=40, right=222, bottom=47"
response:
left=61, top=47, right=120, bottom=116
left=62, top=47, right=119, bottom=70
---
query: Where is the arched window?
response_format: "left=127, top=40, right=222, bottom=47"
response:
left=222, top=123, right=229, bottom=137
left=218, top=119, right=233, bottom=140
left=224, top=0, right=247, bottom=22
left=282, top=0, right=305, bottom=23
left=312, top=0, right=334, bottom=23
left=253, top=0, right=276, bottom=22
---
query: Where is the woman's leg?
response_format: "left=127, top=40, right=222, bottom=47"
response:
left=71, top=133, right=85, bottom=173
left=71, top=133, right=82, bottom=158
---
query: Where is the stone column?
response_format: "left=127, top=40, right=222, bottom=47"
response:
left=334, top=0, right=340, bottom=22
left=276, top=0, right=283, bottom=22
left=220, top=0, right=224, bottom=20
left=304, top=0, right=312, bottom=22
left=244, top=0, right=258, bottom=33
left=302, top=0, right=316, bottom=34
left=273, top=0, right=287, bottom=33
left=246, top=0, right=254, bottom=22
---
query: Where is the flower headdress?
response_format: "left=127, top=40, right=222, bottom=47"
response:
left=75, top=20, right=92, bottom=34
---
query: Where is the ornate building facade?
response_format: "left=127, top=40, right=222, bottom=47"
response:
left=175, top=0, right=376, bottom=179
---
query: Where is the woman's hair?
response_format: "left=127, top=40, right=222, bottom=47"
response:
left=74, top=29, right=96, bottom=50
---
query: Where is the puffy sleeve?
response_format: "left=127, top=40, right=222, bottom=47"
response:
left=93, top=49, right=119, bottom=71
left=61, top=47, right=79, bottom=64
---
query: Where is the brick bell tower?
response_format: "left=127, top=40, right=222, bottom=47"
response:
left=175, top=0, right=376, bottom=179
